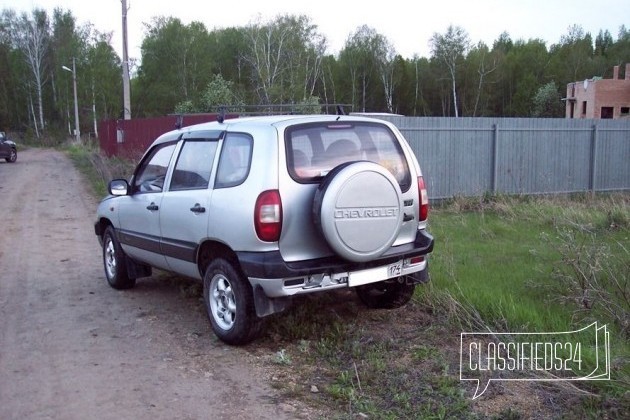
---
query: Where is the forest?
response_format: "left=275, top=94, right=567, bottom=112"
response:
left=1, top=7, right=629, bottom=138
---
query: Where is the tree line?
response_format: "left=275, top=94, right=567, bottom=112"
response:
left=1, top=7, right=629, bottom=139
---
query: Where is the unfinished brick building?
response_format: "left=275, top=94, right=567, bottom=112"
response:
left=564, top=64, right=630, bottom=119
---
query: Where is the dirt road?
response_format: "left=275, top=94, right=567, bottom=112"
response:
left=0, top=149, right=296, bottom=419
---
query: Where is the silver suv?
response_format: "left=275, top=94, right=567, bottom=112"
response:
left=94, top=114, right=434, bottom=344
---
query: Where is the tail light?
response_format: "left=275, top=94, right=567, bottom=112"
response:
left=254, top=190, right=282, bottom=242
left=418, top=176, right=429, bottom=221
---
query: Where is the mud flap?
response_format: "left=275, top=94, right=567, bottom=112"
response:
left=253, top=285, right=292, bottom=317
left=406, top=264, right=429, bottom=285
left=126, top=258, right=152, bottom=279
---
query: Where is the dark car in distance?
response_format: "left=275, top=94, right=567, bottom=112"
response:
left=0, top=132, right=17, bottom=163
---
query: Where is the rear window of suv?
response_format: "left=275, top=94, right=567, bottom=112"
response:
left=285, top=122, right=411, bottom=191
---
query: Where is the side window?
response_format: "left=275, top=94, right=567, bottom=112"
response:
left=169, top=140, right=219, bottom=191
left=133, top=143, right=176, bottom=193
left=215, top=133, right=253, bottom=188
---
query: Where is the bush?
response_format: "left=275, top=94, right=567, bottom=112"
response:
left=549, top=225, right=630, bottom=337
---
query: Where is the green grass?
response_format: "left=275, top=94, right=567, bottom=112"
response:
left=427, top=194, right=628, bottom=331
left=428, top=207, right=569, bottom=331
left=258, top=193, right=629, bottom=419
left=423, top=194, right=629, bottom=407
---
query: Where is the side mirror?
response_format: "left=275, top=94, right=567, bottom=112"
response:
left=108, top=179, right=129, bottom=196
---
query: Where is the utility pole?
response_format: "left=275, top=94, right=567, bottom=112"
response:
left=62, top=58, right=80, bottom=143
left=122, top=0, right=131, bottom=119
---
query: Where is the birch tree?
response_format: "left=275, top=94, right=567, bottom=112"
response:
left=242, top=14, right=325, bottom=105
left=376, top=36, right=397, bottom=113
left=13, top=9, right=49, bottom=134
left=466, top=42, right=497, bottom=116
left=430, top=25, right=470, bottom=117
left=340, top=25, right=389, bottom=112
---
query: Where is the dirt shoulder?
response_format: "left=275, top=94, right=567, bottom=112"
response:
left=0, top=148, right=314, bottom=419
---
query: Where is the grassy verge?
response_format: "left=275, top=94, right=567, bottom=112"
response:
left=425, top=194, right=629, bottom=412
left=66, top=141, right=136, bottom=197
left=68, top=144, right=629, bottom=418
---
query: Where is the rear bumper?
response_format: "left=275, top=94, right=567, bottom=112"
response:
left=237, top=230, right=433, bottom=298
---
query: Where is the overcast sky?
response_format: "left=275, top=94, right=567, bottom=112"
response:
left=5, top=0, right=630, bottom=60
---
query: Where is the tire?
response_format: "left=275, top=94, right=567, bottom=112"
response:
left=313, top=161, right=404, bottom=262
left=102, top=226, right=136, bottom=289
left=6, top=148, right=16, bottom=163
left=355, top=278, right=415, bottom=309
left=203, top=258, right=262, bottom=345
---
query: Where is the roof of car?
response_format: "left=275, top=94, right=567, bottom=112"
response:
left=201, top=113, right=384, bottom=128
left=152, top=114, right=392, bottom=146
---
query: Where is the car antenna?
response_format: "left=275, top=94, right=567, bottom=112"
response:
left=217, top=106, right=226, bottom=124
left=336, top=104, right=345, bottom=120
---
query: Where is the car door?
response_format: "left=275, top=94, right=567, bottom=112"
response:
left=116, top=140, right=177, bottom=270
left=159, top=131, right=222, bottom=279
left=0, top=136, right=8, bottom=158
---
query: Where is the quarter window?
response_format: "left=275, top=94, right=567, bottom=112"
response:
left=215, top=133, right=253, bottom=188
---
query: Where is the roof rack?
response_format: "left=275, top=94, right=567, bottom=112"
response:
left=170, top=103, right=353, bottom=128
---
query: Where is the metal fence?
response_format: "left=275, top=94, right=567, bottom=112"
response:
left=98, top=114, right=228, bottom=160
left=374, top=116, right=630, bottom=200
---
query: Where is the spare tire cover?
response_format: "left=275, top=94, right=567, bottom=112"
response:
left=314, top=161, right=404, bottom=262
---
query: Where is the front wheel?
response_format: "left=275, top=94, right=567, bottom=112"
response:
left=203, top=259, right=262, bottom=345
left=6, top=149, right=16, bottom=163
left=102, top=226, right=136, bottom=289
left=355, top=278, right=416, bottom=309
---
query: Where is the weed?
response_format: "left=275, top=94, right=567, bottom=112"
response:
left=66, top=142, right=135, bottom=197
left=274, top=349, right=292, bottom=365
left=548, top=226, right=629, bottom=336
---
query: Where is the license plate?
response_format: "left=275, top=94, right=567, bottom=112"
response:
left=348, top=260, right=403, bottom=287
left=388, top=261, right=402, bottom=277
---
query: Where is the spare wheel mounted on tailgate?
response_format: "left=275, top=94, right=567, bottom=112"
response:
left=313, top=161, right=404, bottom=262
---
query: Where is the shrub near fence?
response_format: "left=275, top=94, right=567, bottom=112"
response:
left=376, top=117, right=630, bottom=200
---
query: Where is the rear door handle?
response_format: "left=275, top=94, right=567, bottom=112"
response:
left=146, top=203, right=159, bottom=211
left=190, top=203, right=206, bottom=214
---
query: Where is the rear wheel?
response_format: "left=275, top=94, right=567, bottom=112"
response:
left=203, top=258, right=262, bottom=345
left=355, top=278, right=415, bottom=309
left=102, top=226, right=136, bottom=289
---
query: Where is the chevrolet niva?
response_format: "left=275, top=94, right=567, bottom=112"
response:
left=94, top=114, right=434, bottom=345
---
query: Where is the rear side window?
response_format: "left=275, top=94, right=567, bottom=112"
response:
left=169, top=140, right=219, bottom=191
left=286, top=122, right=411, bottom=191
left=215, top=133, right=253, bottom=188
